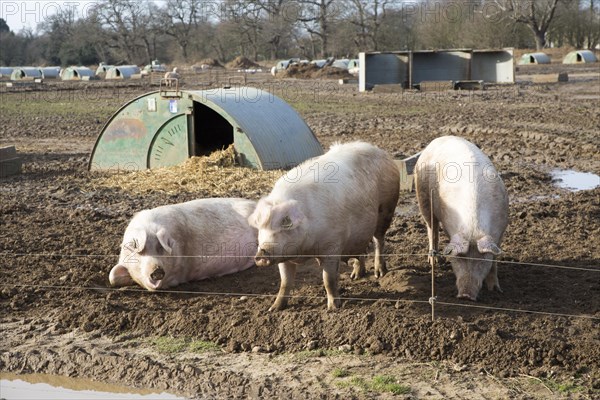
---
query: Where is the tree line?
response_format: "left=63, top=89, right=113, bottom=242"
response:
left=0, top=0, right=598, bottom=67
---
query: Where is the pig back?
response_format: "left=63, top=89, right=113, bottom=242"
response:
left=273, top=141, right=399, bottom=252
left=144, top=198, right=257, bottom=262
left=416, top=136, right=508, bottom=242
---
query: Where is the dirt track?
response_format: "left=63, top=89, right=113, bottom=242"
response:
left=0, top=67, right=599, bottom=399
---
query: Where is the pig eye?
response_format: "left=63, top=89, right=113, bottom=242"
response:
left=123, top=239, right=139, bottom=252
left=281, top=216, right=293, bottom=229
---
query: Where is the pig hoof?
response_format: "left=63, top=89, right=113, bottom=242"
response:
left=349, top=259, right=364, bottom=280
left=374, top=264, right=387, bottom=278
left=269, top=301, right=288, bottom=311
left=457, top=294, right=477, bottom=301
left=327, top=301, right=340, bottom=310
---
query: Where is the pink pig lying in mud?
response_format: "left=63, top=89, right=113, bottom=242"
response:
left=109, top=198, right=257, bottom=291
left=248, top=141, right=400, bottom=310
left=415, top=136, right=509, bottom=301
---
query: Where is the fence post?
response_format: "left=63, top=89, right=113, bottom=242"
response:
left=429, top=188, right=437, bottom=322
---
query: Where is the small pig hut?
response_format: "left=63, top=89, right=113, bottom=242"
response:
left=40, top=66, right=61, bottom=79
left=562, top=50, right=598, bottom=64
left=61, top=66, right=95, bottom=80
left=0, top=67, right=14, bottom=79
left=10, top=67, right=43, bottom=81
left=89, top=87, right=323, bottom=171
left=518, top=52, right=551, bottom=65
left=95, top=63, right=114, bottom=77
left=105, top=65, right=141, bottom=80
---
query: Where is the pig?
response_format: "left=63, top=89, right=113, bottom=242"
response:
left=248, top=141, right=400, bottom=310
left=415, top=136, right=509, bottom=301
left=109, top=198, right=257, bottom=291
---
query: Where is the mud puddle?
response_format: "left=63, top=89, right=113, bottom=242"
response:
left=0, top=373, right=184, bottom=400
left=551, top=169, right=600, bottom=191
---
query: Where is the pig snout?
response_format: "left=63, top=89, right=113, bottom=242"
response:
left=150, top=267, right=165, bottom=281
left=456, top=277, right=482, bottom=301
left=254, top=248, right=272, bottom=267
left=457, top=291, right=478, bottom=301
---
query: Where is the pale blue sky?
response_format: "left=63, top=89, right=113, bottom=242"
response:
left=2, top=0, right=108, bottom=32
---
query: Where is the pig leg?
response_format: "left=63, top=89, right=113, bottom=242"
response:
left=349, top=256, right=366, bottom=280
left=372, top=235, right=387, bottom=278
left=322, top=257, right=341, bottom=310
left=269, top=261, right=297, bottom=311
left=484, top=259, right=503, bottom=293
left=427, top=216, right=440, bottom=266
left=373, top=204, right=394, bottom=278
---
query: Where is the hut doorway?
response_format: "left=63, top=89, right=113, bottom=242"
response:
left=192, top=101, right=234, bottom=156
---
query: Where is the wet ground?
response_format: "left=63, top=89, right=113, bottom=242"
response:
left=0, top=65, right=599, bottom=399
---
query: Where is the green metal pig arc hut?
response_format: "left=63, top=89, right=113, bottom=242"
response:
left=89, top=87, right=323, bottom=171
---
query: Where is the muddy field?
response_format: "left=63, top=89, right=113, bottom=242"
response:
left=0, top=65, right=599, bottom=399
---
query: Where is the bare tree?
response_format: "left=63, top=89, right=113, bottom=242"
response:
left=90, top=0, right=158, bottom=64
left=297, top=0, right=339, bottom=57
left=348, top=0, right=390, bottom=51
left=160, top=0, right=204, bottom=62
left=494, top=0, right=567, bottom=49
left=251, top=0, right=298, bottom=59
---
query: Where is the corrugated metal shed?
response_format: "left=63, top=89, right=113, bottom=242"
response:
left=10, top=67, right=43, bottom=81
left=359, top=48, right=514, bottom=91
left=359, top=51, right=409, bottom=91
left=40, top=66, right=61, bottom=79
left=563, top=50, right=598, bottom=64
left=89, top=87, right=323, bottom=171
left=62, top=66, right=95, bottom=80
left=411, top=49, right=471, bottom=84
left=518, top=52, right=551, bottom=64
left=105, top=65, right=141, bottom=79
left=472, top=49, right=514, bottom=83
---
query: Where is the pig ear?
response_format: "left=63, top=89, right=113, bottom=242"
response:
left=109, top=264, right=134, bottom=287
left=156, top=228, right=174, bottom=255
left=477, top=236, right=502, bottom=255
left=277, top=200, right=305, bottom=230
left=248, top=199, right=272, bottom=228
left=443, top=236, right=469, bottom=256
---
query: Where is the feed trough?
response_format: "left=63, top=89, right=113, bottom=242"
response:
left=89, top=87, right=323, bottom=171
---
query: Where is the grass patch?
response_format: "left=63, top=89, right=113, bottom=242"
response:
left=371, top=375, right=411, bottom=395
left=541, top=378, right=583, bottom=394
left=335, top=374, right=410, bottom=395
left=188, top=340, right=220, bottom=352
left=150, top=336, right=220, bottom=354
left=293, top=348, right=344, bottom=360
left=0, top=91, right=118, bottom=118
left=332, top=368, right=350, bottom=378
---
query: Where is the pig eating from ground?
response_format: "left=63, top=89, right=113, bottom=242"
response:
left=415, top=136, right=509, bottom=301
left=248, top=141, right=400, bottom=310
left=109, top=198, right=257, bottom=291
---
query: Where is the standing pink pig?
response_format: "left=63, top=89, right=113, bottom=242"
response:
left=109, top=198, right=257, bottom=291
left=415, top=136, right=509, bottom=300
left=248, top=141, right=400, bottom=310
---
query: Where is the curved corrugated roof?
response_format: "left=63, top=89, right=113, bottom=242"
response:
left=40, top=66, right=61, bottom=79
left=89, top=87, right=323, bottom=171
left=62, top=66, right=95, bottom=80
left=188, top=87, right=322, bottom=170
left=0, top=67, right=14, bottom=76
left=518, top=52, right=550, bottom=64
left=106, top=65, right=141, bottom=79
left=10, top=67, right=42, bottom=80
left=563, top=50, right=598, bottom=64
